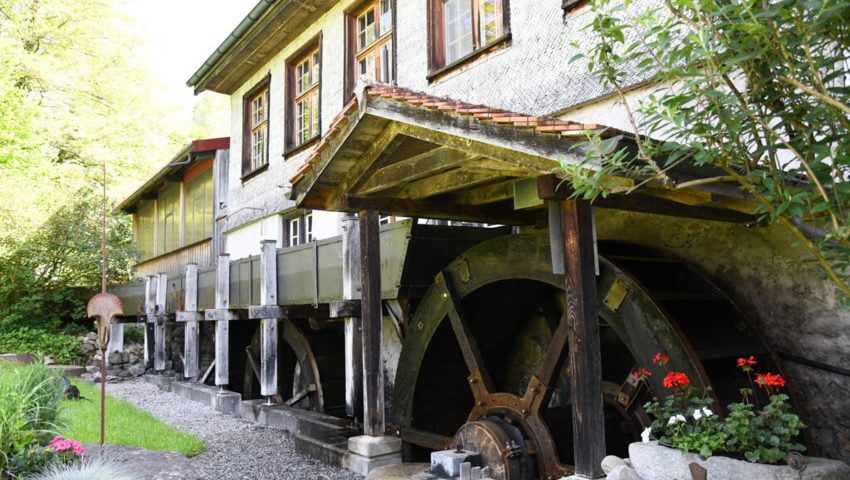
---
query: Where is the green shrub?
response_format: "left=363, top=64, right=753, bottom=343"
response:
left=0, top=363, right=67, bottom=474
left=0, top=327, right=82, bottom=364
left=6, top=445, right=59, bottom=478
left=122, top=325, right=144, bottom=344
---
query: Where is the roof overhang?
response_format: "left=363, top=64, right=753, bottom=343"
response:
left=115, top=137, right=229, bottom=214
left=187, top=0, right=338, bottom=95
left=291, top=84, right=757, bottom=225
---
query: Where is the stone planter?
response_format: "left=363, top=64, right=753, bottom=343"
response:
left=627, top=442, right=850, bottom=480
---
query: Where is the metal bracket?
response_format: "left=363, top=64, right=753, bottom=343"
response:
left=603, top=277, right=630, bottom=312
left=617, top=372, right=642, bottom=409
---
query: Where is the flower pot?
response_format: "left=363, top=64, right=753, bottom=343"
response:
left=628, top=442, right=850, bottom=480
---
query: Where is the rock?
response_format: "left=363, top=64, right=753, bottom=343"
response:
left=108, top=352, right=125, bottom=365
left=128, top=353, right=139, bottom=364
left=92, top=373, right=102, bottom=383
left=122, top=352, right=131, bottom=363
left=164, top=360, right=173, bottom=371
left=81, top=342, right=95, bottom=352
left=630, top=442, right=850, bottom=480
left=42, top=355, right=54, bottom=365
left=602, top=455, right=629, bottom=474
left=128, top=365, right=146, bottom=376
left=106, top=375, right=119, bottom=382
left=85, top=332, right=97, bottom=340
left=118, top=369, right=132, bottom=378
left=85, top=365, right=98, bottom=374
left=607, top=465, right=642, bottom=480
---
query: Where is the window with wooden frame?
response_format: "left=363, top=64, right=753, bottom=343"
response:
left=284, top=211, right=315, bottom=246
left=289, top=217, right=302, bottom=246
left=135, top=200, right=156, bottom=261
left=345, top=0, right=394, bottom=98
left=305, top=212, right=314, bottom=242
left=241, top=77, right=271, bottom=178
left=428, top=0, right=509, bottom=73
left=286, top=38, right=322, bottom=153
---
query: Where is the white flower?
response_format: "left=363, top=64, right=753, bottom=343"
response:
left=693, top=409, right=703, bottom=420
left=702, top=407, right=713, bottom=417
left=667, top=414, right=686, bottom=425
left=641, top=426, right=652, bottom=443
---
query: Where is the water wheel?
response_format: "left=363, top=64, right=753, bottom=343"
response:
left=390, top=233, right=791, bottom=480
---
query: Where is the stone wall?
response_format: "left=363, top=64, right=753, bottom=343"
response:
left=595, top=209, right=850, bottom=463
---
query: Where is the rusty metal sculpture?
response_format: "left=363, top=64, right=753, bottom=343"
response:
left=85, top=163, right=123, bottom=451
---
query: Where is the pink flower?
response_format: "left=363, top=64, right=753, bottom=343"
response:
left=48, top=435, right=85, bottom=455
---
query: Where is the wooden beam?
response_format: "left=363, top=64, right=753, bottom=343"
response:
left=214, top=254, right=230, bottom=388
left=561, top=199, right=606, bottom=479
left=342, top=213, right=362, bottom=419
left=144, top=275, right=157, bottom=370
left=154, top=273, right=167, bottom=372
left=342, top=195, right=537, bottom=225
left=537, top=174, right=754, bottom=223
left=328, top=122, right=402, bottom=207
left=184, top=263, right=199, bottom=379
left=259, top=240, right=278, bottom=398
left=356, top=146, right=477, bottom=195
left=359, top=210, right=384, bottom=436
left=452, top=180, right=515, bottom=206
left=397, top=169, right=496, bottom=199
left=458, top=158, right=537, bottom=177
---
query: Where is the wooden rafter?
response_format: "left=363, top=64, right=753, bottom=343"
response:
left=396, top=169, right=497, bottom=199
left=355, top=146, right=478, bottom=195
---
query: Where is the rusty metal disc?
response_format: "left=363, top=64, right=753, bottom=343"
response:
left=454, top=417, right=534, bottom=480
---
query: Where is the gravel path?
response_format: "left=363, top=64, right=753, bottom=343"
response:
left=105, top=380, right=363, bottom=480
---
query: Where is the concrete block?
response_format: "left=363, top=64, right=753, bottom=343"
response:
left=240, top=399, right=265, bottom=423
left=143, top=373, right=174, bottom=392
left=257, top=405, right=298, bottom=432
left=214, top=390, right=241, bottom=415
left=344, top=451, right=402, bottom=476
left=348, top=435, right=402, bottom=458
left=172, top=381, right=216, bottom=407
left=430, top=449, right=481, bottom=478
left=365, top=463, right=430, bottom=480
left=295, top=433, right=347, bottom=468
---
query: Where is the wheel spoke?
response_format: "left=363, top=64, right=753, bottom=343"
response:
left=534, top=310, right=570, bottom=395
left=437, top=271, right=495, bottom=396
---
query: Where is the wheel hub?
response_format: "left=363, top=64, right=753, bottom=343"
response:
left=453, top=417, right=534, bottom=480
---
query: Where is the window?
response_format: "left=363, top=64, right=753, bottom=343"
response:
left=379, top=214, right=395, bottom=225
left=305, top=212, right=314, bottom=242
left=289, top=217, right=302, bottom=246
left=287, top=38, right=322, bottom=152
left=428, top=0, right=508, bottom=72
left=285, top=211, right=315, bottom=246
left=135, top=200, right=156, bottom=261
left=346, top=1, right=394, bottom=99
left=242, top=77, right=271, bottom=177
left=184, top=167, right=213, bottom=245
left=157, top=184, right=181, bottom=255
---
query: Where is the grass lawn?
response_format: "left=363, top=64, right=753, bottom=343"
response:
left=60, top=380, right=206, bottom=456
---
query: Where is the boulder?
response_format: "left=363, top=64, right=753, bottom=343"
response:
left=607, top=465, right=642, bottom=480
left=128, top=365, right=146, bottom=376
left=108, top=352, right=124, bottom=365
left=630, top=442, right=850, bottom=480
left=603, top=455, right=630, bottom=474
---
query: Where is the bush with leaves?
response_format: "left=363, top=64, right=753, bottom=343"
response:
left=637, top=354, right=805, bottom=463
left=0, top=363, right=67, bottom=475
left=569, top=0, right=850, bottom=296
left=0, top=189, right=134, bottom=363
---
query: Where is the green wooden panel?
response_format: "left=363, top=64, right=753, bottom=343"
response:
left=198, top=267, right=215, bottom=309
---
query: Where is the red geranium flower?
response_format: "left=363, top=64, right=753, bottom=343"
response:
left=662, top=371, right=690, bottom=389
left=755, top=372, right=785, bottom=389
left=652, top=352, right=670, bottom=366
left=737, top=356, right=757, bottom=368
left=633, top=367, right=652, bottom=381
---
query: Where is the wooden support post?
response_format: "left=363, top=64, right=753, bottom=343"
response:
left=560, top=199, right=606, bottom=479
left=154, top=273, right=167, bottom=372
left=215, top=254, right=230, bottom=387
left=184, top=263, right=200, bottom=379
left=359, top=210, right=384, bottom=436
left=144, top=275, right=157, bottom=370
left=259, top=240, right=278, bottom=398
left=342, top=212, right=363, bottom=419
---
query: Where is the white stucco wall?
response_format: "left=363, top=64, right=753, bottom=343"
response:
left=225, top=215, right=282, bottom=260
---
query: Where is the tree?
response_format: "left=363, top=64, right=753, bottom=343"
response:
left=569, top=0, right=850, bottom=296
